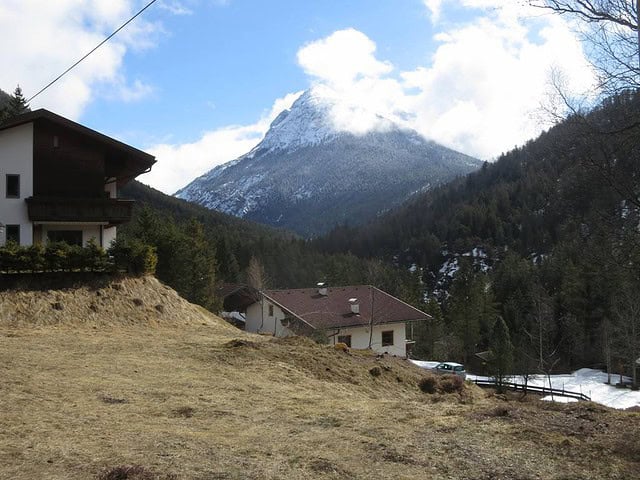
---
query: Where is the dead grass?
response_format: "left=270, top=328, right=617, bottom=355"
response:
left=0, top=275, right=230, bottom=329
left=1, top=277, right=639, bottom=479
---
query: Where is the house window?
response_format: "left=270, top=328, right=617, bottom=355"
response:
left=337, top=335, right=352, bottom=347
left=381, top=330, right=394, bottom=347
left=6, top=174, right=19, bottom=198
left=47, top=230, right=83, bottom=246
left=268, top=304, right=274, bottom=317
left=6, top=225, right=20, bottom=245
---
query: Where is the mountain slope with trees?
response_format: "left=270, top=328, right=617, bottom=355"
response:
left=119, top=181, right=421, bottom=310
left=314, top=90, right=640, bottom=380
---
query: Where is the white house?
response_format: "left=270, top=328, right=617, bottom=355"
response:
left=0, top=109, right=155, bottom=247
left=244, top=284, right=431, bottom=357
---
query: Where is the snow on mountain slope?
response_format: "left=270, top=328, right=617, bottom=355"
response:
left=176, top=89, right=482, bottom=236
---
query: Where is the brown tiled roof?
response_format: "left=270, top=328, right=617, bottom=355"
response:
left=263, top=285, right=430, bottom=330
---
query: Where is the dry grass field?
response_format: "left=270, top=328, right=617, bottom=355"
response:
left=1, top=276, right=639, bottom=479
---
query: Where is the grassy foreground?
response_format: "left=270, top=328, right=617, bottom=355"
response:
left=1, top=277, right=638, bottom=479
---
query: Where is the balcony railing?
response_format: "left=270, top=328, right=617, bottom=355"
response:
left=25, top=196, right=135, bottom=225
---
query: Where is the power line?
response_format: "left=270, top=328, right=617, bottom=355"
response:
left=27, top=0, right=160, bottom=103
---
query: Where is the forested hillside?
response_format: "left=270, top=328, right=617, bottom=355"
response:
left=119, top=181, right=420, bottom=310
left=315, top=91, right=640, bottom=378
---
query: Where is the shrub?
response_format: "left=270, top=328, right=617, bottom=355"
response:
left=44, top=241, right=70, bottom=271
left=108, top=238, right=157, bottom=275
left=439, top=374, right=464, bottom=393
left=85, top=238, right=110, bottom=271
left=418, top=374, right=465, bottom=394
left=0, top=238, right=155, bottom=275
left=369, top=366, right=382, bottom=377
left=309, top=328, right=330, bottom=344
left=23, top=244, right=45, bottom=272
left=0, top=241, right=20, bottom=272
left=418, top=375, right=438, bottom=393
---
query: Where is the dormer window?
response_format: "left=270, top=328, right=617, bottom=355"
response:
left=6, top=174, right=19, bottom=198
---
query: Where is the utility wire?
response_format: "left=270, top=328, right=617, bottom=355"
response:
left=27, top=0, right=159, bottom=103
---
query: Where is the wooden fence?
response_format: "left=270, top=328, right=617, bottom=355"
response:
left=473, top=378, right=591, bottom=402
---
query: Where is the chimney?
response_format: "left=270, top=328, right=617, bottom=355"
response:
left=349, top=298, right=359, bottom=314
left=317, top=282, right=328, bottom=296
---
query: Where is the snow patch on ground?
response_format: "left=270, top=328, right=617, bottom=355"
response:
left=412, top=361, right=639, bottom=410
left=469, top=369, right=639, bottom=410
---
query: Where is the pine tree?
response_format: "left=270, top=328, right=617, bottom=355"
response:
left=183, top=219, right=217, bottom=310
left=446, top=258, right=483, bottom=364
left=2, top=85, right=29, bottom=121
left=411, top=297, right=444, bottom=359
left=488, top=316, right=514, bottom=392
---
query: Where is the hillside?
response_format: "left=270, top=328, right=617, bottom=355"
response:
left=317, top=92, right=640, bottom=266
left=176, top=90, right=481, bottom=236
left=1, top=277, right=639, bottom=479
left=312, top=91, right=640, bottom=371
left=119, top=181, right=420, bottom=303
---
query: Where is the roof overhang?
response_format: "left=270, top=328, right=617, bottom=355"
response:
left=0, top=109, right=156, bottom=186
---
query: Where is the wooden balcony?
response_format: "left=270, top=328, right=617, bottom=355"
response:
left=26, top=196, right=135, bottom=225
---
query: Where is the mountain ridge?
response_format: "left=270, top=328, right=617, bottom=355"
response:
left=176, top=89, right=481, bottom=236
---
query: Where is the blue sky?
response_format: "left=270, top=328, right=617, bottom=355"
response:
left=83, top=0, right=432, bottom=141
left=0, top=1, right=596, bottom=193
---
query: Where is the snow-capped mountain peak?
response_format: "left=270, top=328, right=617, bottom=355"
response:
left=258, top=90, right=339, bottom=152
left=176, top=89, right=482, bottom=236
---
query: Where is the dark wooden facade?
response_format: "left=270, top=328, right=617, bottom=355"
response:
left=0, top=109, right=156, bottom=226
left=26, top=197, right=134, bottom=225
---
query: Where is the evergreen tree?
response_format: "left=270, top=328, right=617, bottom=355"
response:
left=488, top=316, right=514, bottom=392
left=183, top=219, right=217, bottom=310
left=411, top=297, right=444, bottom=359
left=446, top=258, right=483, bottom=364
left=1, top=85, right=29, bottom=121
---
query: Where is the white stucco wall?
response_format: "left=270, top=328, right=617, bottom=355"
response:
left=0, top=123, right=33, bottom=246
left=245, top=297, right=408, bottom=357
left=103, top=226, right=116, bottom=248
left=104, top=178, right=117, bottom=199
left=245, top=300, right=295, bottom=336
left=331, top=322, right=407, bottom=357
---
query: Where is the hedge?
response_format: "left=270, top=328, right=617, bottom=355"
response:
left=0, top=238, right=157, bottom=275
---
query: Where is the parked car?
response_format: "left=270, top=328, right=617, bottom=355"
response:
left=433, top=362, right=466, bottom=379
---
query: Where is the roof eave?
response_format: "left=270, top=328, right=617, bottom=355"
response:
left=0, top=109, right=156, bottom=170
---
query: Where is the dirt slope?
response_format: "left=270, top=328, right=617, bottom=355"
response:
left=0, top=276, right=638, bottom=479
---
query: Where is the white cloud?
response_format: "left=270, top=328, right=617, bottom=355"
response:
left=297, top=29, right=393, bottom=89
left=111, top=78, right=156, bottom=103
left=141, top=4, right=596, bottom=194
left=423, top=0, right=444, bottom=22
left=291, top=5, right=596, bottom=160
left=158, top=1, right=194, bottom=15
left=0, top=0, right=160, bottom=119
left=139, top=92, right=302, bottom=194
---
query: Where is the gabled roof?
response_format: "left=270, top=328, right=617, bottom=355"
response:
left=0, top=109, right=155, bottom=184
left=262, top=285, right=430, bottom=330
left=217, top=283, right=259, bottom=312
